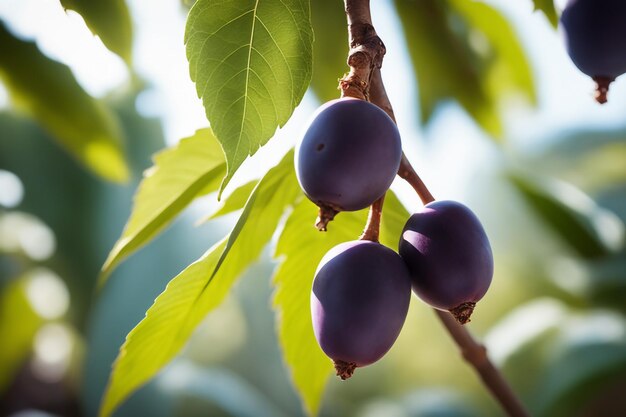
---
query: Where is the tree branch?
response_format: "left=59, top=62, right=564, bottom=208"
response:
left=341, top=1, right=530, bottom=416
left=434, top=310, right=530, bottom=417
left=340, top=0, right=385, bottom=100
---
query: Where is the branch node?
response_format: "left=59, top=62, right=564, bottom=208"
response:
left=462, top=344, right=488, bottom=368
left=593, top=76, right=614, bottom=104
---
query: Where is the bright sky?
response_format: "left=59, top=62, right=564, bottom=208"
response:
left=1, top=0, right=625, bottom=198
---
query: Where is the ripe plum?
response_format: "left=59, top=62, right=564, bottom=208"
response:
left=398, top=200, right=493, bottom=324
left=561, top=0, right=626, bottom=103
left=311, top=240, right=411, bottom=379
left=295, top=98, right=402, bottom=214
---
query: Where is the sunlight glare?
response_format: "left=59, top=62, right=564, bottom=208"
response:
left=0, top=83, right=8, bottom=109
left=0, top=0, right=128, bottom=97
left=0, top=212, right=56, bottom=260
left=485, top=298, right=566, bottom=364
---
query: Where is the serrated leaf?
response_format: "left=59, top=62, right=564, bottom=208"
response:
left=200, top=179, right=259, bottom=223
left=101, top=129, right=226, bottom=282
left=0, top=22, right=129, bottom=182
left=394, top=0, right=535, bottom=137
left=185, top=0, right=313, bottom=194
left=99, top=150, right=301, bottom=417
left=60, top=0, right=133, bottom=64
left=532, top=0, right=558, bottom=28
left=509, top=173, right=624, bottom=259
left=272, top=191, right=409, bottom=415
left=310, top=0, right=348, bottom=102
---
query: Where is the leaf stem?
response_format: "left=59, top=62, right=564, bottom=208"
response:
left=342, top=1, right=530, bottom=416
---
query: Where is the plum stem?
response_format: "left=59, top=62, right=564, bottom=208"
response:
left=360, top=194, right=384, bottom=242
left=593, top=76, right=614, bottom=104
left=343, top=1, right=530, bottom=417
left=398, top=153, right=435, bottom=205
left=316, top=205, right=339, bottom=231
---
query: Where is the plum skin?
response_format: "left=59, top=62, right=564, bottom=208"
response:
left=311, top=240, right=411, bottom=376
left=398, top=200, right=493, bottom=314
left=295, top=98, right=402, bottom=212
left=560, top=0, right=626, bottom=79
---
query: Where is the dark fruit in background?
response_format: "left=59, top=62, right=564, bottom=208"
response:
left=295, top=98, right=402, bottom=213
left=311, top=240, right=411, bottom=379
left=398, top=200, right=493, bottom=324
left=560, top=0, right=626, bottom=103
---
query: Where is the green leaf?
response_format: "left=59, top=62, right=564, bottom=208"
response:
left=394, top=0, right=535, bottom=137
left=310, top=0, right=348, bottom=102
left=0, top=22, right=129, bottom=183
left=185, top=0, right=313, bottom=194
left=532, top=0, right=558, bottom=28
left=200, top=179, right=259, bottom=223
left=489, top=300, right=626, bottom=417
left=449, top=0, right=536, bottom=104
left=99, top=151, right=301, bottom=417
left=60, top=0, right=133, bottom=64
left=0, top=273, right=43, bottom=393
left=509, top=173, right=624, bottom=259
left=526, top=129, right=626, bottom=190
left=272, top=191, right=409, bottom=415
left=536, top=313, right=626, bottom=417
left=546, top=255, right=626, bottom=313
left=101, top=129, right=226, bottom=282
left=163, top=361, right=290, bottom=417
left=585, top=256, right=626, bottom=311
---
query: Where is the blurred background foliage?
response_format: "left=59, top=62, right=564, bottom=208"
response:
left=0, top=0, right=625, bottom=416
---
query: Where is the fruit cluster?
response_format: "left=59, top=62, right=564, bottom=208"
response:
left=296, top=98, right=494, bottom=379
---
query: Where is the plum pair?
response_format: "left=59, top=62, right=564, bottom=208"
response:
left=310, top=202, right=493, bottom=379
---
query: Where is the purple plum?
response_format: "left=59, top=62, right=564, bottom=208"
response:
left=295, top=98, right=402, bottom=213
left=399, top=200, right=493, bottom=324
left=311, top=240, right=411, bottom=379
left=561, top=0, right=626, bottom=103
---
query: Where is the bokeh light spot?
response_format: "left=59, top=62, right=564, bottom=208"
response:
left=0, top=170, right=24, bottom=208
left=26, top=268, right=70, bottom=320
left=32, top=323, right=74, bottom=383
